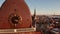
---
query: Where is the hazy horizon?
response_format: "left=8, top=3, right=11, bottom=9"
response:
left=0, top=0, right=60, bottom=15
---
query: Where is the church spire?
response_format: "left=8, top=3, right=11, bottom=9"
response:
left=34, top=8, right=36, bottom=17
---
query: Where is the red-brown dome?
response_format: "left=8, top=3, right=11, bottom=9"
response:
left=0, top=0, right=32, bottom=29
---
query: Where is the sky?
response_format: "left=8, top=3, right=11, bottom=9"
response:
left=0, top=0, right=60, bottom=15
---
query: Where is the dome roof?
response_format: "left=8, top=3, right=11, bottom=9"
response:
left=0, top=0, right=32, bottom=29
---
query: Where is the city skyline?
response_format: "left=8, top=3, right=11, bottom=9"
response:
left=0, top=0, right=60, bottom=15
left=25, top=0, right=60, bottom=15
